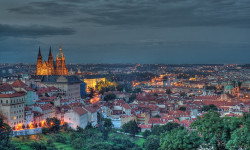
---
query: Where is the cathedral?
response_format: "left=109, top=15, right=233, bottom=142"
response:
left=36, top=44, right=68, bottom=75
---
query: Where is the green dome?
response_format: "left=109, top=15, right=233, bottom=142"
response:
left=224, top=84, right=234, bottom=90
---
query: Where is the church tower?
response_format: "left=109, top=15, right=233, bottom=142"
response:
left=47, top=47, right=54, bottom=75
left=36, top=47, right=43, bottom=75
left=56, top=43, right=68, bottom=75
left=234, top=81, right=239, bottom=98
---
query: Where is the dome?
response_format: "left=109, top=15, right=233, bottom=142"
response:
left=224, top=84, right=234, bottom=90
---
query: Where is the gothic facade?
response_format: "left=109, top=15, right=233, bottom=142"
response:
left=36, top=44, right=68, bottom=75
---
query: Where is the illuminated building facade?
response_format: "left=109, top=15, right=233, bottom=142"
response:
left=36, top=44, right=68, bottom=75
left=0, top=83, right=26, bottom=128
left=41, top=75, right=81, bottom=99
left=84, top=78, right=106, bottom=92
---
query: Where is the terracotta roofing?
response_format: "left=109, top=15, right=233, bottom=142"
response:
left=11, top=80, right=27, bottom=87
left=0, top=91, right=26, bottom=98
left=148, top=118, right=168, bottom=124
left=138, top=124, right=152, bottom=129
left=122, top=103, right=131, bottom=109
left=40, top=103, right=53, bottom=111
left=73, top=107, right=87, bottom=116
left=84, top=106, right=97, bottom=113
left=0, top=83, right=13, bottom=92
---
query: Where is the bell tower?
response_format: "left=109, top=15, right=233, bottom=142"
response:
left=48, top=46, right=54, bottom=75
left=56, top=43, right=68, bottom=75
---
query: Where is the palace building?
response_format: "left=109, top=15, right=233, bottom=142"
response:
left=36, top=44, right=68, bottom=75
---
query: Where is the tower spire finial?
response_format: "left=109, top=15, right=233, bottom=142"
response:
left=59, top=42, right=62, bottom=50
left=38, top=46, right=42, bottom=57
left=49, top=46, right=53, bottom=57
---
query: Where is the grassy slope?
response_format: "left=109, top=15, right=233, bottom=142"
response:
left=11, top=131, right=145, bottom=150
left=11, top=132, right=74, bottom=150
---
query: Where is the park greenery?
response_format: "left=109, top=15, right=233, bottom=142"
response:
left=0, top=111, right=249, bottom=150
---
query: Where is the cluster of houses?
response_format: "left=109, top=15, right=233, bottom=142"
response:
left=0, top=74, right=250, bottom=137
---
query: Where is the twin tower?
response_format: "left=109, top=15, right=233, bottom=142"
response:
left=36, top=44, right=68, bottom=75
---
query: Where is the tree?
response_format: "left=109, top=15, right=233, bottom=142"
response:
left=102, top=118, right=113, bottom=140
left=180, top=92, right=186, bottom=97
left=160, top=127, right=202, bottom=150
left=144, top=135, right=160, bottom=150
left=153, top=114, right=161, bottom=118
left=202, top=104, right=217, bottom=111
left=0, top=118, right=12, bottom=150
left=166, top=89, right=172, bottom=94
left=88, top=88, right=95, bottom=98
left=151, top=122, right=180, bottom=136
left=103, top=118, right=113, bottom=128
left=85, top=122, right=93, bottom=129
left=128, top=93, right=136, bottom=103
left=46, top=117, right=60, bottom=133
left=104, top=93, right=116, bottom=101
left=45, top=93, right=50, bottom=97
left=190, top=111, right=243, bottom=150
left=116, top=84, right=124, bottom=92
left=88, top=142, right=113, bottom=150
left=133, top=88, right=141, bottom=93
left=226, top=126, right=250, bottom=150
left=142, top=130, right=151, bottom=138
left=122, top=120, right=140, bottom=137
left=179, top=107, right=186, bottom=111
left=29, top=141, right=47, bottom=150
left=34, top=123, right=38, bottom=128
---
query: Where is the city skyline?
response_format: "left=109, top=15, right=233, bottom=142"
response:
left=0, top=0, right=250, bottom=64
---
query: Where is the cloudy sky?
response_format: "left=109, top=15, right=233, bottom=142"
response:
left=0, top=0, right=250, bottom=64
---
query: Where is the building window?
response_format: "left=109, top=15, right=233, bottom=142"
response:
left=6, top=100, right=8, bottom=104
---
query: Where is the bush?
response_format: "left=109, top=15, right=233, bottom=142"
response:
left=143, top=130, right=151, bottom=138
left=29, top=141, right=47, bottom=150
left=42, top=127, right=49, bottom=135
left=71, top=138, right=85, bottom=149
left=53, top=134, right=67, bottom=144
left=46, top=139, right=53, bottom=147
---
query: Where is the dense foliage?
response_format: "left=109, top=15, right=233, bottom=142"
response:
left=122, top=120, right=140, bottom=137
left=191, top=111, right=250, bottom=150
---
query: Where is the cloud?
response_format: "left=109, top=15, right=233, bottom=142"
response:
left=0, top=24, right=75, bottom=38
left=8, top=0, right=250, bottom=28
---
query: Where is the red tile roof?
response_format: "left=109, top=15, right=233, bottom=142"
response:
left=73, top=107, right=88, bottom=116
left=11, top=80, right=27, bottom=87
left=84, top=106, right=97, bottom=113
left=0, top=83, right=13, bottom=92
left=0, top=91, right=26, bottom=98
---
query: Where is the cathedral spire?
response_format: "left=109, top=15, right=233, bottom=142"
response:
left=59, top=42, right=62, bottom=50
left=38, top=46, right=42, bottom=57
left=58, top=42, right=64, bottom=57
left=49, top=46, right=53, bottom=57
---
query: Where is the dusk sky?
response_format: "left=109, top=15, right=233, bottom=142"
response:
left=0, top=0, right=250, bottom=64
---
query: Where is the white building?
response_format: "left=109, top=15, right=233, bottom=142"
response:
left=64, top=106, right=88, bottom=129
